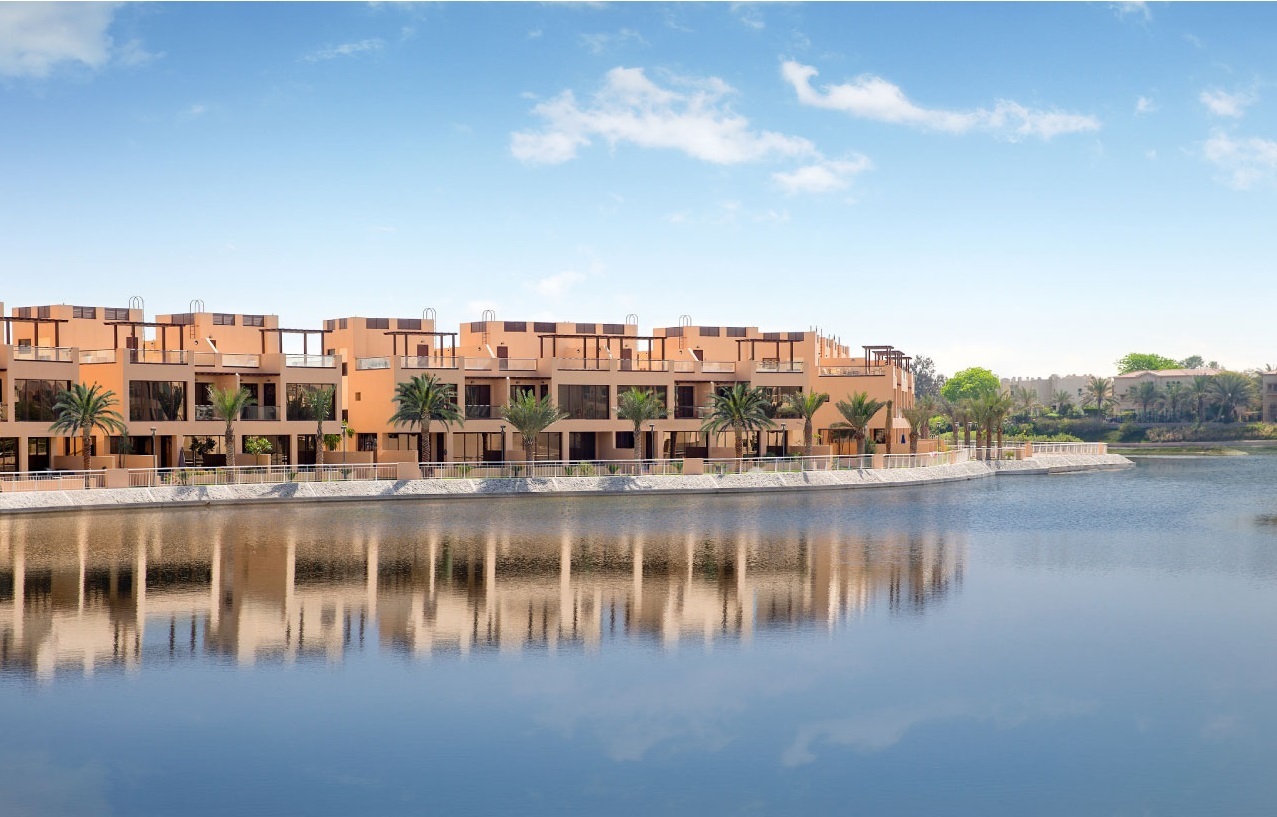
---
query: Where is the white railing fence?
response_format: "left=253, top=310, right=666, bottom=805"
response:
left=125, top=463, right=400, bottom=488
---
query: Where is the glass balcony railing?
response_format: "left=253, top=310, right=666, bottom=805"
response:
left=399, top=356, right=457, bottom=369
left=130, top=349, right=190, bottom=365
left=222, top=354, right=260, bottom=368
left=79, top=349, right=117, bottom=364
left=466, top=405, right=493, bottom=420
left=285, top=355, right=336, bottom=368
left=356, top=357, right=390, bottom=370
left=13, top=346, right=75, bottom=363
left=242, top=405, right=278, bottom=421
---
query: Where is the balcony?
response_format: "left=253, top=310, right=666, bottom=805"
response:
left=399, top=356, right=457, bottom=370
left=195, top=404, right=216, bottom=421
left=356, top=357, right=391, bottom=371
left=701, top=361, right=736, bottom=374
left=13, top=346, right=75, bottom=363
left=285, top=354, right=336, bottom=368
left=465, top=404, right=493, bottom=420
left=674, top=405, right=697, bottom=419
left=464, top=358, right=495, bottom=371
left=755, top=360, right=804, bottom=373
left=242, top=405, right=278, bottom=421
left=223, top=354, right=260, bottom=368
left=670, top=361, right=698, bottom=373
left=555, top=358, right=609, bottom=371
left=618, top=359, right=669, bottom=372
left=498, top=358, right=537, bottom=372
left=130, top=349, right=189, bottom=365
left=818, top=366, right=886, bottom=377
left=79, top=349, right=117, bottom=364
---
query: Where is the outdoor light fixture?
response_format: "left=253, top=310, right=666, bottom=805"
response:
left=500, top=424, right=506, bottom=463
left=150, top=427, right=157, bottom=468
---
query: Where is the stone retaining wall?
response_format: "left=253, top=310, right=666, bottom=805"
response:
left=0, top=454, right=1132, bottom=516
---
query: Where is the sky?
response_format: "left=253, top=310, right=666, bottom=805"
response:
left=1, top=1, right=1275, bottom=377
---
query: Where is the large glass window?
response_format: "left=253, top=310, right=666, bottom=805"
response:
left=557, top=385, right=609, bottom=420
left=0, top=438, right=17, bottom=472
left=286, top=383, right=337, bottom=421
left=454, top=432, right=503, bottom=462
left=14, top=379, right=72, bottom=422
left=129, top=380, right=187, bottom=421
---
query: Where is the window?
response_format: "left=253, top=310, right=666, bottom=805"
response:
left=558, top=385, right=609, bottom=419
left=14, top=380, right=71, bottom=422
left=615, top=431, right=635, bottom=449
left=504, top=321, right=527, bottom=332
left=666, top=327, right=682, bottom=338
left=15, top=307, right=31, bottom=319
left=241, top=314, right=264, bottom=327
left=470, top=321, right=487, bottom=332
left=72, top=306, right=97, bottom=319
left=384, top=433, right=419, bottom=451
left=37, top=306, right=50, bottom=319
left=534, top=321, right=556, bottom=334
left=0, top=437, right=18, bottom=472
left=212, top=313, right=235, bottom=325
left=763, top=332, right=781, bottom=340
left=726, top=327, right=747, bottom=337
left=455, top=432, right=503, bottom=462
left=619, top=385, right=667, bottom=404
left=602, top=323, right=624, bottom=335
left=366, top=318, right=390, bottom=330
left=397, top=318, right=422, bottom=331
left=575, top=323, right=597, bottom=334
left=105, top=308, right=129, bottom=322
left=128, top=381, right=187, bottom=422
left=700, top=326, right=721, bottom=337
left=534, top=431, right=561, bottom=461
left=324, top=320, right=337, bottom=331
left=788, top=331, right=806, bottom=341
left=286, top=384, right=337, bottom=421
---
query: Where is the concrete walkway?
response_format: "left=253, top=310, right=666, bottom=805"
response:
left=0, top=453, right=1132, bottom=516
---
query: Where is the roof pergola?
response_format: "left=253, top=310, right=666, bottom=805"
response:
left=736, top=338, right=798, bottom=363
left=2, top=316, right=69, bottom=347
left=538, top=333, right=668, bottom=362
left=106, top=320, right=188, bottom=350
left=384, top=330, right=458, bottom=358
left=863, top=345, right=912, bottom=372
left=259, top=327, right=327, bottom=355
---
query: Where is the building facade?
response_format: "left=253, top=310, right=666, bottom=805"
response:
left=1, top=300, right=916, bottom=472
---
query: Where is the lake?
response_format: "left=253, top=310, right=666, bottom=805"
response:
left=2, top=456, right=1275, bottom=816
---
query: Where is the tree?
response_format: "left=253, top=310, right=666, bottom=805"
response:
left=883, top=399, right=895, bottom=455
left=207, top=385, right=255, bottom=468
left=831, top=392, right=886, bottom=456
left=940, top=367, right=1000, bottom=404
left=1115, top=353, right=1180, bottom=374
left=1179, top=355, right=1205, bottom=370
left=1127, top=381, right=1162, bottom=421
left=780, top=390, right=829, bottom=457
left=1085, top=377, right=1115, bottom=419
left=615, top=387, right=666, bottom=462
left=1188, top=375, right=1215, bottom=425
left=303, top=385, right=336, bottom=466
left=901, top=405, right=932, bottom=454
left=1051, top=389, right=1075, bottom=417
left=49, top=383, right=126, bottom=473
left=1010, top=385, right=1039, bottom=420
left=500, top=391, right=567, bottom=463
left=989, top=390, right=1015, bottom=452
left=912, top=356, right=946, bottom=400
left=1163, top=382, right=1185, bottom=422
left=389, top=374, right=463, bottom=464
left=700, top=384, right=776, bottom=466
left=1209, top=371, right=1255, bottom=423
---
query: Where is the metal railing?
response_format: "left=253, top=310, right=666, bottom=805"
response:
left=399, top=355, right=457, bottom=369
left=619, top=359, right=669, bottom=372
left=417, top=459, right=688, bottom=479
left=465, top=405, right=493, bottom=420
left=1027, top=442, right=1107, bottom=455
left=703, top=455, right=873, bottom=474
left=818, top=366, right=886, bottom=377
left=13, top=346, right=75, bottom=363
left=127, top=463, right=399, bottom=488
left=464, top=358, right=495, bottom=371
left=0, top=470, right=106, bottom=490
left=130, top=349, right=189, bottom=365
left=755, top=360, right=805, bottom=373
left=356, top=357, right=391, bottom=370
left=670, top=361, right=698, bottom=373
left=880, top=449, right=972, bottom=468
left=79, top=349, right=117, bottom=364
left=285, top=355, right=336, bottom=368
left=241, top=405, right=278, bottom=421
left=195, top=404, right=216, bottom=421
left=555, top=358, right=609, bottom=371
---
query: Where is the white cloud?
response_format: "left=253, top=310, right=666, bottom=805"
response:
left=0, top=2, right=149, bottom=79
left=180, top=103, right=207, bottom=121
left=579, top=28, right=646, bottom=55
left=302, top=38, right=385, bottom=63
left=1183, top=33, right=1204, bottom=49
left=1199, top=87, right=1258, bottom=118
left=512, top=67, right=816, bottom=165
left=532, top=270, right=588, bottom=298
left=732, top=4, right=765, bottom=30
left=527, top=28, right=543, bottom=40
left=782, top=61, right=1101, bottom=141
left=1135, top=96, right=1157, bottom=115
left=1202, top=129, right=1277, bottom=189
left=772, top=155, right=872, bottom=195
left=1111, top=2, right=1151, bottom=22
left=1145, top=149, right=1157, bottom=160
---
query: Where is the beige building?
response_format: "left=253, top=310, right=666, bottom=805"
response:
left=1001, top=374, right=1094, bottom=408
left=1, top=301, right=917, bottom=472
left=1112, top=368, right=1216, bottom=413
left=1263, top=372, right=1277, bottom=423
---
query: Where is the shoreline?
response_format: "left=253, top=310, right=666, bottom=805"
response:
left=0, top=453, right=1133, bottom=516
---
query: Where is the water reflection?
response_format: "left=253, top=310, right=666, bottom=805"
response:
left=0, top=504, right=964, bottom=678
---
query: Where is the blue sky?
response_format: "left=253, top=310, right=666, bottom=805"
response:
left=1, top=2, right=1274, bottom=377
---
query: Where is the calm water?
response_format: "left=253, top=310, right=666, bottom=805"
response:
left=2, top=456, right=1276, bottom=816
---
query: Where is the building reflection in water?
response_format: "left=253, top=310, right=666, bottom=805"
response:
left=0, top=507, right=964, bottom=679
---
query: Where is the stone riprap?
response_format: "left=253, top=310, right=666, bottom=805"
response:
left=0, top=454, right=1131, bottom=515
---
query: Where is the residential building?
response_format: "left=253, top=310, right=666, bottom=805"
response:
left=1000, top=374, right=1094, bottom=408
left=1263, top=372, right=1277, bottom=423
left=1112, top=368, right=1217, bottom=413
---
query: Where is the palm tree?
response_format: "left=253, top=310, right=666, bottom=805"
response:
left=1011, top=385, right=1039, bottom=420
left=914, top=395, right=938, bottom=439
left=1128, top=381, right=1162, bottom=422
left=49, top=383, right=126, bottom=474
left=901, top=405, right=932, bottom=454
left=1188, top=375, right=1215, bottom=425
left=303, top=385, right=336, bottom=466
left=831, top=392, right=886, bottom=456
left=1163, top=382, right=1185, bottom=422
left=700, top=384, right=776, bottom=466
left=779, top=390, right=829, bottom=457
left=1085, top=376, right=1115, bottom=419
left=389, top=374, right=463, bottom=464
left=1051, top=389, right=1075, bottom=416
left=616, top=387, right=666, bottom=462
left=1209, top=371, right=1256, bottom=423
left=500, top=391, right=567, bottom=463
left=207, top=385, right=255, bottom=468
left=989, top=390, right=1015, bottom=452
left=967, top=394, right=994, bottom=457
left=882, top=399, right=895, bottom=455
left=958, top=397, right=978, bottom=447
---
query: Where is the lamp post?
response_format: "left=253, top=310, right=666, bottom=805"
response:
left=500, top=424, right=506, bottom=464
left=150, top=426, right=157, bottom=481
left=649, top=422, right=655, bottom=461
